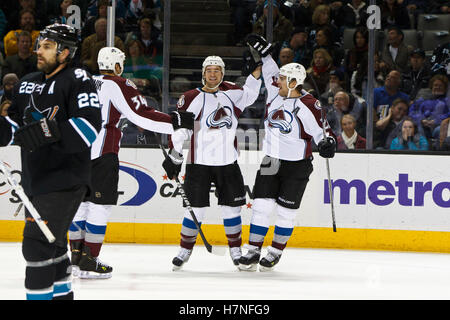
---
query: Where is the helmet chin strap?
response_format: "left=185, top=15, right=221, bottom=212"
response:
left=202, top=76, right=223, bottom=91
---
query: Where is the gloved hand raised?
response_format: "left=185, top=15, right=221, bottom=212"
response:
left=318, top=136, right=336, bottom=158
left=162, top=148, right=184, bottom=180
left=170, top=110, right=195, bottom=130
left=246, top=34, right=273, bottom=58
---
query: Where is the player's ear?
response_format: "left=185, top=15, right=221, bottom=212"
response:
left=57, top=48, right=70, bottom=63
left=115, top=63, right=122, bottom=76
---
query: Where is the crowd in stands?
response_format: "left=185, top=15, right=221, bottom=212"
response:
left=0, top=0, right=449, bottom=151
left=231, top=0, right=450, bottom=151
left=0, top=0, right=163, bottom=145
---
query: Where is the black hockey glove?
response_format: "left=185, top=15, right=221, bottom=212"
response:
left=170, top=110, right=195, bottom=130
left=242, top=49, right=263, bottom=76
left=246, top=34, right=273, bottom=58
left=318, top=137, right=336, bottom=158
left=162, top=148, right=184, bottom=180
left=14, top=118, right=61, bottom=152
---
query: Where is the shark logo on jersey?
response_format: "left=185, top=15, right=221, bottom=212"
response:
left=267, top=106, right=294, bottom=134
left=23, top=95, right=59, bottom=124
left=206, top=103, right=233, bottom=129
left=118, top=162, right=157, bottom=206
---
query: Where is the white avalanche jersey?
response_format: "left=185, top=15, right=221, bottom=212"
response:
left=171, top=75, right=261, bottom=165
left=91, top=75, right=173, bottom=160
left=261, top=55, right=335, bottom=161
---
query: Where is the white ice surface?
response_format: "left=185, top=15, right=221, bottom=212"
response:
left=2, top=242, right=450, bottom=300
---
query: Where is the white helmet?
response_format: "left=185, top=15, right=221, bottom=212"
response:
left=279, top=63, right=306, bottom=86
left=202, top=55, right=225, bottom=89
left=98, top=47, right=126, bottom=76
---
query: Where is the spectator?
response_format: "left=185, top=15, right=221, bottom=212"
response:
left=373, top=97, right=409, bottom=149
left=390, top=117, right=429, bottom=150
left=49, top=0, right=73, bottom=25
left=6, top=0, right=48, bottom=30
left=437, top=117, right=450, bottom=150
left=352, top=52, right=386, bottom=100
left=122, top=38, right=162, bottom=97
left=133, top=17, right=163, bottom=58
left=311, top=26, right=345, bottom=67
left=0, top=99, right=11, bottom=116
left=304, top=47, right=333, bottom=94
left=380, top=26, right=413, bottom=74
left=2, top=31, right=37, bottom=79
left=429, top=0, right=450, bottom=13
left=292, top=0, right=313, bottom=28
left=344, top=26, right=368, bottom=76
left=273, top=26, right=312, bottom=68
left=335, top=0, right=369, bottom=29
left=401, top=0, right=428, bottom=27
left=336, top=114, right=366, bottom=149
left=380, top=0, right=411, bottom=29
left=3, top=9, right=41, bottom=57
left=401, top=48, right=431, bottom=100
left=253, top=0, right=294, bottom=22
left=0, top=73, right=19, bottom=104
left=373, top=70, right=409, bottom=119
left=125, top=0, right=147, bottom=26
left=306, top=4, right=340, bottom=50
left=278, top=47, right=294, bottom=66
left=401, top=0, right=428, bottom=15
left=326, top=91, right=361, bottom=135
left=252, top=0, right=293, bottom=44
left=320, top=68, right=346, bottom=106
left=81, top=17, right=125, bottom=74
left=81, top=0, right=125, bottom=40
left=430, top=42, right=450, bottom=78
left=408, top=74, right=450, bottom=139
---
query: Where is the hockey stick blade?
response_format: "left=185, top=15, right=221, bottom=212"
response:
left=0, top=159, right=56, bottom=242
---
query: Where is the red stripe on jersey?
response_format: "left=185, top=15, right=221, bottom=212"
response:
left=233, top=106, right=242, bottom=119
left=300, top=93, right=336, bottom=140
left=101, top=101, right=122, bottom=155
left=136, top=106, right=171, bottom=123
left=219, top=81, right=243, bottom=91
left=177, top=89, right=202, bottom=111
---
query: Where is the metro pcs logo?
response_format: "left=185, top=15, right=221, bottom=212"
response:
left=119, top=162, right=157, bottom=206
left=324, top=174, right=450, bottom=208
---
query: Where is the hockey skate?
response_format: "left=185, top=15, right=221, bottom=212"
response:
left=70, top=241, right=83, bottom=277
left=238, top=244, right=261, bottom=271
left=172, top=247, right=192, bottom=271
left=229, top=246, right=242, bottom=267
left=77, top=247, right=113, bottom=279
left=259, top=246, right=282, bottom=272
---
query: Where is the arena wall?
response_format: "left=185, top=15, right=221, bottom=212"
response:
left=1, top=145, right=449, bottom=253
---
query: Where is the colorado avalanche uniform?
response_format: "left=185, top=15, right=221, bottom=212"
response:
left=170, top=76, right=261, bottom=165
left=69, top=75, right=174, bottom=263
left=245, top=54, right=335, bottom=254
left=170, top=74, right=261, bottom=252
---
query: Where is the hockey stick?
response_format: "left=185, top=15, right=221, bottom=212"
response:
left=14, top=202, right=23, bottom=217
left=308, top=75, right=337, bottom=232
left=152, top=133, right=226, bottom=256
left=0, top=159, right=56, bottom=242
left=320, top=107, right=337, bottom=233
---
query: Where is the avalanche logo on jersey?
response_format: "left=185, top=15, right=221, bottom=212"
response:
left=206, top=103, right=233, bottom=129
left=118, top=162, right=157, bottom=206
left=267, top=105, right=294, bottom=134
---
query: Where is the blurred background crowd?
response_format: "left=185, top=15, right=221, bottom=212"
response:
left=0, top=0, right=449, bottom=151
